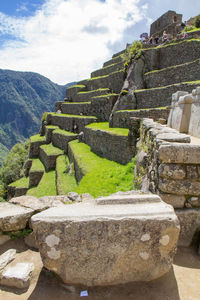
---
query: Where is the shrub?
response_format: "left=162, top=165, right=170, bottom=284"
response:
left=194, top=15, right=200, bottom=28
left=184, top=26, right=194, bottom=32
left=122, top=40, right=143, bottom=68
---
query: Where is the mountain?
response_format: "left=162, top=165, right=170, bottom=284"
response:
left=0, top=69, right=74, bottom=166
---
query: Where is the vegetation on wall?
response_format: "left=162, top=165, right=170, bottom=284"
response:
left=122, top=40, right=143, bottom=68
left=194, top=15, right=200, bottom=28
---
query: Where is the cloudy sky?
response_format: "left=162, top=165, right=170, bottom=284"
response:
left=0, top=0, right=199, bottom=85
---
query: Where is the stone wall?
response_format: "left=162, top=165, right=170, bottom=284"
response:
left=84, top=127, right=135, bottom=164
left=144, top=59, right=200, bottom=89
left=135, top=118, right=200, bottom=247
left=52, top=132, right=78, bottom=153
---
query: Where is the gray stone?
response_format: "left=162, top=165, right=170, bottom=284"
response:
left=156, top=132, right=190, bottom=143
left=0, top=262, right=34, bottom=289
left=159, top=143, right=200, bottom=164
left=186, top=197, right=200, bottom=208
left=158, top=193, right=185, bottom=208
left=38, top=196, right=66, bottom=207
left=175, top=209, right=200, bottom=247
left=0, top=249, right=16, bottom=272
left=186, top=166, right=199, bottom=180
left=9, top=196, right=47, bottom=213
left=0, top=202, right=33, bottom=232
left=32, top=194, right=179, bottom=286
left=158, top=164, right=186, bottom=180
left=24, top=232, right=39, bottom=250
left=67, top=192, right=81, bottom=202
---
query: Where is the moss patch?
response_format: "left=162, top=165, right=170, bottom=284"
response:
left=86, top=122, right=129, bottom=136
left=69, top=140, right=134, bottom=198
left=56, top=155, right=77, bottom=195
left=27, top=170, right=56, bottom=197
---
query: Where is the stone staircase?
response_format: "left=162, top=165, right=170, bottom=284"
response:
left=8, top=36, right=200, bottom=199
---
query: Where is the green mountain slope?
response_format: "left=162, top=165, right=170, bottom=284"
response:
left=0, top=69, right=74, bottom=166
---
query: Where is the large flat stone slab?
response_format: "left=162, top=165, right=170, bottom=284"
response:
left=0, top=249, right=16, bottom=272
left=0, top=202, right=33, bottom=232
left=31, top=193, right=180, bottom=286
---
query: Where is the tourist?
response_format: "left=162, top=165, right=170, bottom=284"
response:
left=149, top=36, right=153, bottom=45
left=181, top=21, right=186, bottom=31
left=154, top=36, right=159, bottom=45
left=162, top=31, right=168, bottom=43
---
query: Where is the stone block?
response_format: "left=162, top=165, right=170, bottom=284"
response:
left=24, top=232, right=39, bottom=250
left=0, top=234, right=11, bottom=246
left=188, top=101, right=200, bottom=138
left=175, top=209, right=200, bottom=247
left=31, top=194, right=179, bottom=286
left=0, top=202, right=33, bottom=232
left=156, top=132, right=190, bottom=143
left=0, top=249, right=16, bottom=272
left=159, top=143, right=200, bottom=164
left=158, top=178, right=200, bottom=195
left=158, top=193, right=185, bottom=208
left=0, top=262, right=34, bottom=289
left=158, top=164, right=186, bottom=180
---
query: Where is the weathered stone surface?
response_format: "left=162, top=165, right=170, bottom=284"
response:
left=175, top=209, right=200, bottom=247
left=32, top=194, right=179, bottom=286
left=158, top=164, right=186, bottom=180
left=188, top=100, right=200, bottom=138
left=67, top=192, right=81, bottom=202
left=186, top=197, right=200, bottom=208
left=0, top=203, right=33, bottom=232
left=0, top=262, right=34, bottom=289
left=156, top=132, right=190, bottom=143
left=0, top=249, right=16, bottom=272
left=158, top=193, right=185, bottom=208
left=9, top=196, right=44, bottom=212
left=158, top=178, right=200, bottom=195
left=159, top=143, right=200, bottom=164
left=24, top=232, right=39, bottom=250
left=0, top=234, right=11, bottom=246
left=38, top=196, right=67, bottom=207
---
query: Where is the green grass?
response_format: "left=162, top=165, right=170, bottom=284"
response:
left=87, top=75, right=109, bottom=81
left=53, top=129, right=78, bottom=136
left=68, top=84, right=86, bottom=88
left=9, top=177, right=29, bottom=188
left=86, top=122, right=129, bottom=136
left=92, top=93, right=119, bottom=99
left=45, top=125, right=59, bottom=129
left=69, top=140, right=134, bottom=198
left=40, top=144, right=63, bottom=156
left=56, top=155, right=77, bottom=195
left=30, top=158, right=44, bottom=172
left=78, top=88, right=110, bottom=95
left=30, top=134, right=46, bottom=143
left=63, top=102, right=91, bottom=104
left=49, top=113, right=97, bottom=119
left=27, top=170, right=56, bottom=197
left=184, top=27, right=200, bottom=33
left=117, top=107, right=167, bottom=113
left=135, top=80, right=200, bottom=92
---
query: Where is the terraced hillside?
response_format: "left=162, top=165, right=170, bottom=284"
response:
left=7, top=34, right=200, bottom=199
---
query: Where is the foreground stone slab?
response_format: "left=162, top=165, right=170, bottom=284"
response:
left=0, top=249, right=16, bottom=272
left=0, top=262, right=34, bottom=289
left=32, top=193, right=180, bottom=286
left=0, top=202, right=33, bottom=232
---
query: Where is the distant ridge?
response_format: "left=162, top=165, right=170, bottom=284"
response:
left=0, top=69, right=75, bottom=166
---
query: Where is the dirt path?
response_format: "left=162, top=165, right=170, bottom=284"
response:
left=0, top=240, right=200, bottom=300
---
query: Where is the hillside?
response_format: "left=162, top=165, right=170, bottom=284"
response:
left=0, top=69, right=74, bottom=166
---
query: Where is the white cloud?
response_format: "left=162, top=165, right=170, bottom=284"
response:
left=0, top=0, right=148, bottom=84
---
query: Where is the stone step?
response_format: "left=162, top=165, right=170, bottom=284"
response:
left=144, top=39, right=200, bottom=72
left=46, top=113, right=97, bottom=133
left=85, top=69, right=125, bottom=94
left=91, top=61, right=124, bottom=78
left=90, top=94, right=119, bottom=121
left=28, top=158, right=45, bottom=188
left=103, top=54, right=123, bottom=67
left=61, top=102, right=92, bottom=115
left=84, top=122, right=135, bottom=164
left=45, top=125, right=59, bottom=143
left=39, top=144, right=63, bottom=172
left=112, top=107, right=170, bottom=128
left=135, top=81, right=200, bottom=110
left=112, top=48, right=126, bottom=58
left=144, top=59, right=200, bottom=89
left=29, top=134, right=46, bottom=158
left=52, top=129, right=78, bottom=152
left=7, top=177, right=29, bottom=199
left=66, top=84, right=86, bottom=100
left=70, top=88, right=110, bottom=102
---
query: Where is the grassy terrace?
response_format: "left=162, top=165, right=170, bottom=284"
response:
left=117, top=107, right=167, bottom=113
left=92, top=93, right=119, bottom=99
left=40, top=144, right=63, bottom=156
left=56, top=155, right=77, bottom=195
left=30, top=134, right=46, bottom=143
left=53, top=129, right=78, bottom=136
left=27, top=170, right=56, bottom=197
left=45, top=125, right=59, bottom=129
left=69, top=140, right=134, bottom=198
left=78, top=88, right=109, bottom=94
left=68, top=84, right=85, bottom=89
left=10, top=177, right=29, bottom=188
left=30, top=158, right=44, bottom=172
left=49, top=113, right=97, bottom=119
left=86, top=122, right=129, bottom=136
left=63, top=102, right=91, bottom=104
left=134, top=80, right=200, bottom=92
